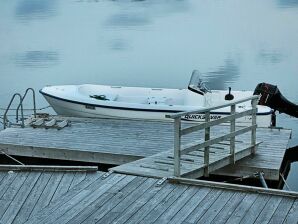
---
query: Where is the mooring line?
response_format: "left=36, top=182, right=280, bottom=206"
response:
left=280, top=173, right=291, bottom=191
left=0, top=149, right=25, bottom=166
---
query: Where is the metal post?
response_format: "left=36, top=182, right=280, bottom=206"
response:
left=174, top=117, right=181, bottom=177
left=16, top=88, right=37, bottom=122
left=251, top=98, right=257, bottom=154
left=258, top=172, right=268, bottom=188
left=3, top=93, right=23, bottom=129
left=204, top=111, right=210, bottom=177
left=230, top=104, right=236, bottom=164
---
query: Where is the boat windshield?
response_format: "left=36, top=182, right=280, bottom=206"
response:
left=188, top=70, right=211, bottom=95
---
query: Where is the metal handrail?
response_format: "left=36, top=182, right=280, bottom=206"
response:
left=3, top=93, right=24, bottom=129
left=16, top=88, right=36, bottom=122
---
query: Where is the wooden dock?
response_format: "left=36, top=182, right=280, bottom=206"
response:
left=0, top=167, right=297, bottom=224
left=112, top=127, right=291, bottom=180
left=0, top=116, right=291, bottom=181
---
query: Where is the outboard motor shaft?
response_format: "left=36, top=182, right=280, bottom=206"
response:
left=254, top=83, right=298, bottom=118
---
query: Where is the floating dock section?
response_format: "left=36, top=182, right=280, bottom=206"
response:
left=0, top=167, right=297, bottom=224
left=0, top=116, right=292, bottom=182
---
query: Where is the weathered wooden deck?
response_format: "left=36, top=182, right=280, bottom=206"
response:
left=0, top=168, right=297, bottom=224
left=112, top=127, right=291, bottom=180
left=0, top=117, right=292, bottom=180
left=112, top=138, right=260, bottom=179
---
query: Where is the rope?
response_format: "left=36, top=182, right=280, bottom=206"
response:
left=0, top=150, right=25, bottom=166
left=280, top=173, right=291, bottom=191
left=0, top=105, right=51, bottom=111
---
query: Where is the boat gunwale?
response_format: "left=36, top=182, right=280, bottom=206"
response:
left=40, top=89, right=273, bottom=116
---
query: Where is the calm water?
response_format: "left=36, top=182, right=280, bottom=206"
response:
left=0, top=0, right=297, bottom=190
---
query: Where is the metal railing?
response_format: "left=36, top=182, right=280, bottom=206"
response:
left=3, top=88, right=36, bottom=129
left=16, top=88, right=36, bottom=122
left=165, top=95, right=259, bottom=177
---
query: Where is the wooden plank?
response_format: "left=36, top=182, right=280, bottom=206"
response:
left=268, top=197, right=295, bottom=224
left=253, top=196, right=283, bottom=223
left=13, top=172, right=53, bottom=223
left=195, top=190, right=235, bottom=223
left=210, top=192, right=246, bottom=224
left=225, top=193, right=258, bottom=223
left=25, top=172, right=112, bottom=223
left=204, top=111, right=210, bottom=177
left=51, top=172, right=76, bottom=202
left=110, top=179, right=177, bottom=224
left=79, top=176, right=147, bottom=224
left=97, top=178, right=157, bottom=224
left=112, top=162, right=172, bottom=178
left=0, top=172, right=41, bottom=224
left=0, top=172, right=29, bottom=217
left=139, top=184, right=189, bottom=224
left=153, top=186, right=200, bottom=224
left=0, top=165, right=98, bottom=172
left=174, top=117, right=181, bottom=177
left=168, top=187, right=212, bottom=224
left=0, top=171, right=18, bottom=198
left=183, top=144, right=260, bottom=179
left=124, top=180, right=177, bottom=224
left=169, top=177, right=298, bottom=198
left=181, top=125, right=255, bottom=155
left=0, top=143, right=143, bottom=165
left=0, top=172, right=6, bottom=184
left=239, top=194, right=271, bottom=223
left=38, top=174, right=130, bottom=224
left=283, top=199, right=298, bottom=224
left=69, top=171, right=87, bottom=189
left=230, top=104, right=236, bottom=164
left=67, top=174, right=139, bottom=224
left=183, top=189, right=223, bottom=223
left=29, top=172, right=64, bottom=217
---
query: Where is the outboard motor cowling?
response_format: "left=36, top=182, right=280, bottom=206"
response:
left=254, top=83, right=298, bottom=118
left=225, top=87, right=234, bottom=101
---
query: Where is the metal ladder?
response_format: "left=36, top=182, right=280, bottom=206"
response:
left=3, top=88, right=36, bottom=129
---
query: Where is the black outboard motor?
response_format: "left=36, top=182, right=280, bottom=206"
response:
left=254, top=83, right=298, bottom=118
left=225, top=87, right=234, bottom=101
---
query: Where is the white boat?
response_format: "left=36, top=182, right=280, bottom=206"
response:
left=40, top=71, right=273, bottom=126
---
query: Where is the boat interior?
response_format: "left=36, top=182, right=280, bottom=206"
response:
left=78, top=84, right=253, bottom=108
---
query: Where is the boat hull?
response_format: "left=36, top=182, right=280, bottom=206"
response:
left=42, top=92, right=272, bottom=127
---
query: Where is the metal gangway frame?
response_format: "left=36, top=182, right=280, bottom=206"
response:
left=3, top=88, right=36, bottom=129
left=166, top=95, right=259, bottom=177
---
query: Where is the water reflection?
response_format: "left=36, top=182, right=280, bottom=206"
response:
left=201, top=59, right=240, bottom=90
left=105, top=0, right=190, bottom=28
left=258, top=49, right=284, bottom=64
left=109, top=38, right=131, bottom=51
left=106, top=13, right=150, bottom=27
left=15, top=0, right=57, bottom=21
left=278, top=0, right=298, bottom=8
left=14, top=51, right=59, bottom=68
